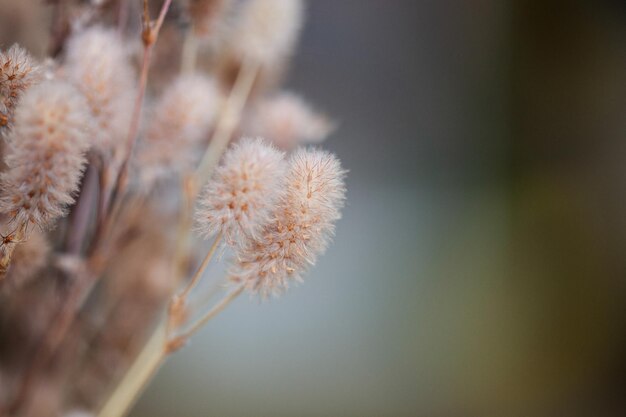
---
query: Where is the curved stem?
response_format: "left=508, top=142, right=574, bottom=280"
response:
left=97, top=284, right=244, bottom=417
left=175, top=284, right=244, bottom=341
left=105, top=0, right=173, bottom=241
left=97, top=321, right=168, bottom=417
left=180, top=29, right=199, bottom=74
left=193, top=58, right=258, bottom=194
left=179, top=232, right=222, bottom=301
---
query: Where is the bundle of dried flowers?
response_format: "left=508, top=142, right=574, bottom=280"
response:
left=0, top=1, right=346, bottom=416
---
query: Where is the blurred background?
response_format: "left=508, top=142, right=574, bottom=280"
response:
left=133, top=1, right=626, bottom=416
left=3, top=0, right=626, bottom=416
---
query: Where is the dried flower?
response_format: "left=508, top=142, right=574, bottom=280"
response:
left=0, top=44, right=40, bottom=132
left=136, top=73, right=219, bottom=187
left=227, top=0, right=304, bottom=69
left=247, top=92, right=335, bottom=149
left=64, top=26, right=136, bottom=160
left=0, top=80, right=93, bottom=232
left=195, top=138, right=286, bottom=245
left=230, top=148, right=346, bottom=297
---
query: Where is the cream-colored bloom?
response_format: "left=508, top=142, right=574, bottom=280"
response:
left=0, top=44, right=40, bottom=132
left=136, top=73, right=219, bottom=187
left=0, top=80, right=93, bottom=231
left=229, top=0, right=304, bottom=68
left=195, top=138, right=286, bottom=245
left=231, top=148, right=346, bottom=297
left=64, top=26, right=136, bottom=159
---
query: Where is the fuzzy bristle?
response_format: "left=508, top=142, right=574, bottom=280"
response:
left=64, top=26, right=136, bottom=160
left=230, top=148, right=346, bottom=297
left=195, top=138, right=287, bottom=245
left=136, top=73, right=219, bottom=187
left=0, top=80, right=93, bottom=232
left=0, top=44, right=41, bottom=133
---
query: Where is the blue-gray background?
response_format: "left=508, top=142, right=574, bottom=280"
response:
left=134, top=1, right=626, bottom=416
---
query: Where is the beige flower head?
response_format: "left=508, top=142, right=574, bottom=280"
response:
left=229, top=0, right=304, bottom=68
left=64, top=26, right=136, bottom=160
left=195, top=138, right=287, bottom=245
left=136, top=73, right=220, bottom=188
left=0, top=44, right=41, bottom=132
left=0, top=80, right=93, bottom=232
left=247, top=92, right=335, bottom=149
left=230, top=148, right=346, bottom=297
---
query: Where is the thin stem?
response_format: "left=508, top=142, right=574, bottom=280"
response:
left=67, top=163, right=98, bottom=254
left=171, top=175, right=195, bottom=283
left=117, top=0, right=130, bottom=33
left=176, top=284, right=244, bottom=341
left=193, top=58, right=258, bottom=194
left=179, top=232, right=222, bottom=301
left=105, top=0, right=173, bottom=240
left=168, top=231, right=222, bottom=336
left=98, top=283, right=243, bottom=417
left=97, top=321, right=168, bottom=417
left=180, top=29, right=198, bottom=74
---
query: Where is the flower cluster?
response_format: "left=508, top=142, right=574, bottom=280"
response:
left=195, top=142, right=346, bottom=297
left=0, top=0, right=346, bottom=414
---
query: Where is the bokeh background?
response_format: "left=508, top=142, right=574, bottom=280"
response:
left=134, top=1, right=626, bottom=416
left=2, top=0, right=626, bottom=416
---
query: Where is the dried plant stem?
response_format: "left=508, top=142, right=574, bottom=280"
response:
left=168, top=231, right=221, bottom=336
left=97, top=320, right=168, bottom=417
left=67, top=163, right=98, bottom=254
left=180, top=29, right=198, bottom=74
left=180, top=232, right=222, bottom=300
left=117, top=0, right=130, bottom=33
left=193, top=58, right=259, bottom=194
left=98, top=283, right=243, bottom=417
left=171, top=175, right=195, bottom=282
left=176, top=284, right=244, bottom=341
left=105, top=0, right=173, bottom=232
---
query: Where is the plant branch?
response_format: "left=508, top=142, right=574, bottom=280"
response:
left=193, top=58, right=259, bottom=194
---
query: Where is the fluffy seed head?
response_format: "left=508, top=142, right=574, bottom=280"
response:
left=0, top=44, right=40, bottom=132
left=136, top=74, right=219, bottom=187
left=229, top=0, right=304, bottom=68
left=247, top=92, right=335, bottom=149
left=230, top=148, right=346, bottom=297
left=195, top=138, right=286, bottom=245
left=0, top=80, right=93, bottom=231
left=64, top=26, right=136, bottom=159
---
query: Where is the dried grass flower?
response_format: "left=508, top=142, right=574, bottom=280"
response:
left=0, top=44, right=40, bottom=132
left=216, top=0, right=304, bottom=90
left=247, top=91, right=335, bottom=149
left=230, top=148, right=346, bottom=297
left=136, top=73, right=219, bottom=187
left=195, top=137, right=287, bottom=245
left=0, top=80, right=93, bottom=232
left=64, top=26, right=136, bottom=160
